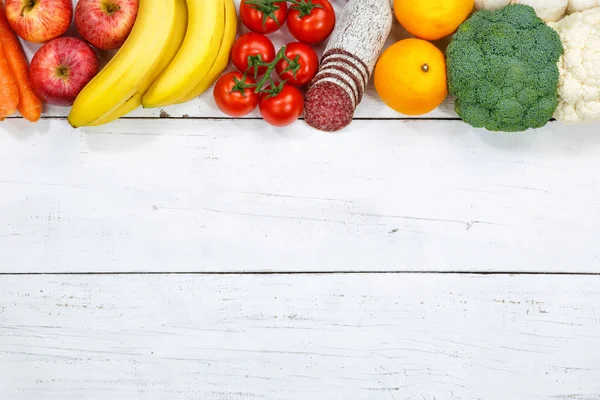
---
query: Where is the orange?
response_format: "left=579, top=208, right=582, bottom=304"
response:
left=374, top=38, right=448, bottom=116
left=394, top=0, right=474, bottom=41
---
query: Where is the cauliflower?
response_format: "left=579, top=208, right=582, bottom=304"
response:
left=548, top=8, right=600, bottom=123
left=511, top=0, right=568, bottom=21
left=568, top=0, right=600, bottom=14
left=476, top=0, right=600, bottom=21
left=474, top=0, right=511, bottom=10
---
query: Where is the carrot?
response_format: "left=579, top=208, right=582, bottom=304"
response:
left=0, top=38, right=18, bottom=119
left=0, top=3, right=42, bottom=122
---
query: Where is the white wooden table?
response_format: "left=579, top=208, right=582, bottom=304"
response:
left=2, top=1, right=600, bottom=399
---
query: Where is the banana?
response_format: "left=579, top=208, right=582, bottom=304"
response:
left=87, top=0, right=188, bottom=127
left=67, top=0, right=177, bottom=128
left=141, top=0, right=226, bottom=108
left=176, top=0, right=237, bottom=104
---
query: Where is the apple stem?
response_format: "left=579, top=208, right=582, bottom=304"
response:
left=20, top=0, right=37, bottom=16
left=103, top=3, right=122, bottom=14
left=56, top=66, right=69, bottom=79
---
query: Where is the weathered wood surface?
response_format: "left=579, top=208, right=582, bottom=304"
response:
left=2, top=1, right=599, bottom=398
left=1, top=273, right=599, bottom=400
left=2, top=119, right=600, bottom=273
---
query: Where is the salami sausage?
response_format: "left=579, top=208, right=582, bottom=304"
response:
left=311, top=70, right=361, bottom=105
left=304, top=81, right=355, bottom=132
left=320, top=54, right=369, bottom=90
left=313, top=61, right=365, bottom=103
left=321, top=49, right=370, bottom=89
left=304, top=0, right=393, bottom=132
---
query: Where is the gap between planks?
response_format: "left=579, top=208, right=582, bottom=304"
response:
left=2, top=271, right=600, bottom=276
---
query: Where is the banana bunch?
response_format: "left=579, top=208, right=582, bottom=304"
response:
left=68, top=0, right=237, bottom=128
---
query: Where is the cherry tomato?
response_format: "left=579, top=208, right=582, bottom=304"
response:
left=240, top=0, right=288, bottom=34
left=259, top=84, right=304, bottom=127
left=230, top=32, right=276, bottom=76
left=286, top=0, right=335, bottom=45
left=213, top=72, right=259, bottom=117
left=275, top=42, right=319, bottom=87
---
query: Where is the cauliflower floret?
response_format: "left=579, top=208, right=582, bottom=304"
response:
left=548, top=8, right=600, bottom=123
left=511, top=0, right=568, bottom=21
left=475, top=0, right=600, bottom=21
left=474, top=0, right=511, bottom=10
left=568, top=0, right=600, bottom=14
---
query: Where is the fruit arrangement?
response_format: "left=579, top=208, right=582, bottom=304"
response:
left=1, top=0, right=599, bottom=133
left=0, top=0, right=335, bottom=128
left=0, top=0, right=238, bottom=126
left=0, top=0, right=137, bottom=121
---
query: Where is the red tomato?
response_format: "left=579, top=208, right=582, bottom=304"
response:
left=275, top=42, right=319, bottom=87
left=213, top=72, right=259, bottom=117
left=286, top=0, right=335, bottom=45
left=240, top=0, right=288, bottom=34
left=230, top=33, right=276, bottom=76
left=259, top=84, right=304, bottom=127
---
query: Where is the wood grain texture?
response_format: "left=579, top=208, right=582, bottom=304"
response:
left=1, top=273, right=599, bottom=400
left=6, top=0, right=457, bottom=121
left=2, top=119, right=600, bottom=273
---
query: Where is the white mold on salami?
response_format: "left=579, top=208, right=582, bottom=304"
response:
left=320, top=55, right=369, bottom=90
left=321, top=50, right=370, bottom=87
left=316, top=62, right=365, bottom=102
left=323, top=0, right=393, bottom=78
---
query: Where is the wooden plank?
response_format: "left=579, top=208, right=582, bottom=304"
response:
left=2, top=119, right=600, bottom=273
left=8, top=0, right=458, bottom=121
left=1, top=273, right=599, bottom=399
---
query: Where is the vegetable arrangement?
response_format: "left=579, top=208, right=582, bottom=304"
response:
left=372, top=0, right=600, bottom=133
left=1, top=0, right=600, bottom=135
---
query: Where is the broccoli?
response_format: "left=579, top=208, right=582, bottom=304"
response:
left=446, top=4, right=564, bottom=132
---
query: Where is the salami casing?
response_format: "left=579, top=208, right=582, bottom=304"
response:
left=304, top=0, right=393, bottom=132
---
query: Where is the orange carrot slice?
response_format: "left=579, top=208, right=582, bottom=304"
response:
left=0, top=4, right=42, bottom=122
left=0, top=38, right=18, bottom=119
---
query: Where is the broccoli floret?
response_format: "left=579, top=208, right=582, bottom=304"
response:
left=455, top=101, right=490, bottom=129
left=446, top=4, right=564, bottom=132
left=497, top=3, right=544, bottom=29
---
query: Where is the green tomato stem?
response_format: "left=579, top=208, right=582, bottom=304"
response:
left=253, top=45, right=289, bottom=94
left=286, top=0, right=324, bottom=18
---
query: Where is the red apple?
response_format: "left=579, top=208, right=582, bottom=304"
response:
left=4, top=0, right=72, bottom=43
left=29, top=37, right=100, bottom=106
left=75, top=0, right=138, bottom=50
